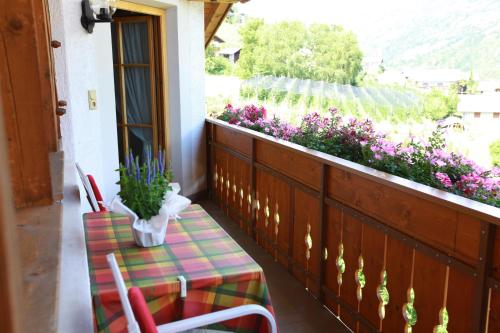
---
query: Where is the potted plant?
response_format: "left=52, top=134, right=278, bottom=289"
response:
left=111, top=147, right=190, bottom=247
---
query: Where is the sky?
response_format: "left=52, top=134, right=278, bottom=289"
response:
left=235, top=0, right=418, bottom=32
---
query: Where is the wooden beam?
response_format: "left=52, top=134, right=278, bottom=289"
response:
left=205, top=2, right=232, bottom=48
left=0, top=0, right=56, bottom=207
left=0, top=93, right=23, bottom=333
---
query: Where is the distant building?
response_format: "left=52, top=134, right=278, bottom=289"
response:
left=439, top=116, right=464, bottom=130
left=477, top=81, right=500, bottom=94
left=377, top=69, right=468, bottom=91
left=377, top=70, right=407, bottom=85
left=218, top=47, right=242, bottom=63
left=458, top=95, right=500, bottom=121
left=212, top=35, right=225, bottom=44
left=404, top=69, right=467, bottom=91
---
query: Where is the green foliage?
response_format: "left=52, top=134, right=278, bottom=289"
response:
left=490, top=140, right=500, bottom=166
left=371, top=0, right=500, bottom=80
left=257, top=87, right=270, bottom=101
left=118, top=148, right=173, bottom=220
left=422, top=88, right=458, bottom=120
left=205, top=45, right=233, bottom=75
left=236, top=20, right=363, bottom=85
left=235, top=18, right=265, bottom=79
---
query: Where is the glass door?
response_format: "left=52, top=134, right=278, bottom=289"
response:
left=111, top=15, right=159, bottom=163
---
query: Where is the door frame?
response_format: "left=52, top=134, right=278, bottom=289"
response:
left=115, top=0, right=170, bottom=159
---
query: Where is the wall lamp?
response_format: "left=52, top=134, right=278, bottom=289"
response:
left=81, top=0, right=117, bottom=33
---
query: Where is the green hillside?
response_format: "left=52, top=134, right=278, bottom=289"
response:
left=361, top=0, right=500, bottom=79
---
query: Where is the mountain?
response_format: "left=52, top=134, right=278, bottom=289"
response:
left=358, top=0, right=500, bottom=80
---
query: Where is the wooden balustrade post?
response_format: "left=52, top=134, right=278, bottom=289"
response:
left=206, top=123, right=213, bottom=200
left=317, top=164, right=327, bottom=301
left=250, top=138, right=257, bottom=240
left=472, top=222, right=496, bottom=332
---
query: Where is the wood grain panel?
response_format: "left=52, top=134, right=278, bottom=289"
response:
left=383, top=238, right=413, bottom=332
left=447, top=267, right=474, bottom=333
left=264, top=174, right=291, bottom=266
left=412, top=252, right=447, bottom=332
left=226, top=154, right=239, bottom=224
left=0, top=0, right=56, bottom=207
left=492, top=228, right=500, bottom=280
left=0, top=92, right=22, bottom=333
left=359, top=225, right=385, bottom=330
left=327, top=166, right=477, bottom=264
left=255, top=169, right=271, bottom=253
left=455, top=213, right=480, bottom=264
left=292, top=189, right=321, bottom=295
left=214, top=147, right=228, bottom=209
left=489, top=289, right=500, bottom=332
left=324, top=206, right=343, bottom=316
left=340, top=214, right=362, bottom=330
left=256, top=141, right=322, bottom=190
left=215, top=126, right=252, bottom=157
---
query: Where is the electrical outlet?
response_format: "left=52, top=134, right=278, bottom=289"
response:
left=88, top=90, right=97, bottom=110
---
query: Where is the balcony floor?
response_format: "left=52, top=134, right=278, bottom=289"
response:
left=198, top=200, right=350, bottom=333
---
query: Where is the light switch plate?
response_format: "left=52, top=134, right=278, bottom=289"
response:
left=88, top=90, right=97, bottom=110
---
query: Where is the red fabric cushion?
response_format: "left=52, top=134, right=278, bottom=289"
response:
left=87, top=175, right=107, bottom=212
left=128, top=287, right=158, bottom=333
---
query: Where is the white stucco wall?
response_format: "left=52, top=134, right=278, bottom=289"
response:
left=48, top=0, right=207, bottom=331
left=167, top=1, right=207, bottom=197
left=49, top=0, right=206, bottom=204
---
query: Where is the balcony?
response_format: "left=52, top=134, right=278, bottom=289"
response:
left=205, top=117, right=500, bottom=333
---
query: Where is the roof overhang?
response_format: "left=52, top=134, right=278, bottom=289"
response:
left=200, top=0, right=250, bottom=48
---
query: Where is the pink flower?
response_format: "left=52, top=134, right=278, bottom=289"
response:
left=435, top=172, right=452, bottom=188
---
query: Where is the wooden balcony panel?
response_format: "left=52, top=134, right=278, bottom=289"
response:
left=214, top=126, right=252, bottom=157
left=291, top=188, right=321, bottom=295
left=323, top=206, right=344, bottom=317
left=326, top=165, right=481, bottom=266
left=447, top=267, right=475, bottom=332
left=206, top=119, right=500, bottom=332
left=489, top=289, right=500, bottom=332
left=256, top=140, right=322, bottom=191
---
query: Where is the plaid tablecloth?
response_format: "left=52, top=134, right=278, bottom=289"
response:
left=84, top=204, right=275, bottom=333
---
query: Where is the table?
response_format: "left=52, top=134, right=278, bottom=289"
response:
left=84, top=204, right=275, bottom=333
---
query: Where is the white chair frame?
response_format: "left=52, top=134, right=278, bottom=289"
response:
left=106, top=253, right=278, bottom=333
left=75, top=163, right=100, bottom=212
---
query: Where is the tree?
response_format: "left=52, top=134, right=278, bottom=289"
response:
left=235, top=18, right=264, bottom=79
left=422, top=88, right=458, bottom=120
left=236, top=20, right=364, bottom=85
left=205, top=45, right=233, bottom=75
left=490, top=140, right=500, bottom=166
left=308, top=24, right=363, bottom=85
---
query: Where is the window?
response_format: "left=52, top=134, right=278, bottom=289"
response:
left=474, top=112, right=481, bottom=118
left=494, top=113, right=500, bottom=119
left=112, top=14, right=165, bottom=163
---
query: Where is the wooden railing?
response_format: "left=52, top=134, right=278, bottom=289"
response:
left=206, top=118, right=500, bottom=333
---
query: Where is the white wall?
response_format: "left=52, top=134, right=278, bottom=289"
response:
left=48, top=0, right=120, bottom=210
left=50, top=0, right=206, bottom=202
left=167, top=1, right=207, bottom=196
left=48, top=1, right=207, bottom=330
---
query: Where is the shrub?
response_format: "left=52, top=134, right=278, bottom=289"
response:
left=272, top=90, right=288, bottom=104
left=490, top=140, right=500, bottom=166
left=257, top=88, right=270, bottom=101
left=206, top=56, right=233, bottom=75
left=215, top=103, right=500, bottom=208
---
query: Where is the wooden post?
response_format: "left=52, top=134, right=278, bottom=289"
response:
left=206, top=123, right=213, bottom=199
left=0, top=0, right=56, bottom=207
left=472, top=221, right=496, bottom=332
left=250, top=138, right=257, bottom=240
left=0, top=94, right=23, bottom=333
left=317, top=164, right=327, bottom=301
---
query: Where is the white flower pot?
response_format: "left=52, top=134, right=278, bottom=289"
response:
left=109, top=183, right=191, bottom=248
